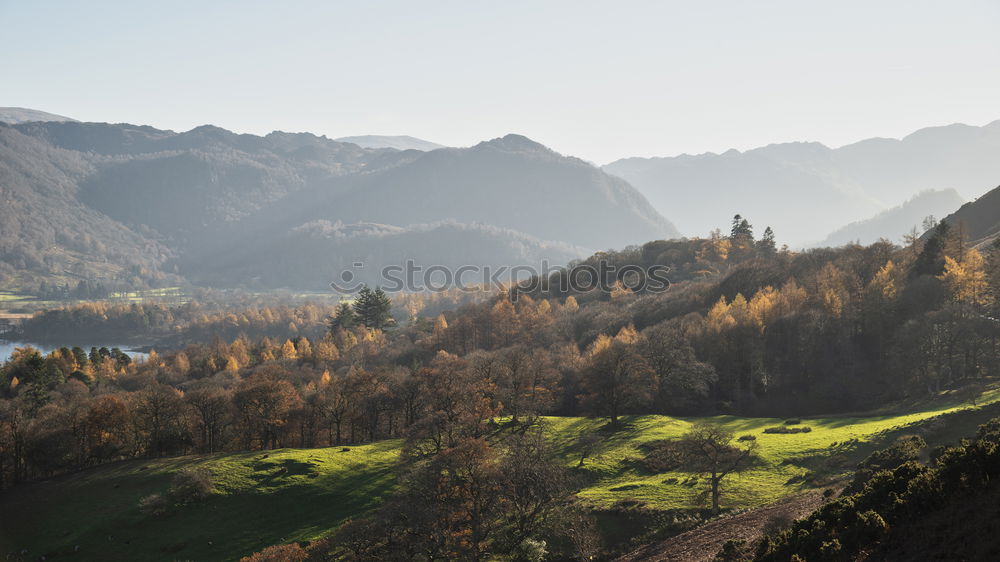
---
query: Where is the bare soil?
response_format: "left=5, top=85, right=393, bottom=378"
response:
left=617, top=490, right=828, bottom=562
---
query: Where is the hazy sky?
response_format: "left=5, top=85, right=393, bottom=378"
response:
left=3, top=1, right=998, bottom=163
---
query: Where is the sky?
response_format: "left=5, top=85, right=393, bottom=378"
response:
left=2, top=0, right=999, bottom=164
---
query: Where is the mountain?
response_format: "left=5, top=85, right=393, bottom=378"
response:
left=0, top=107, right=76, bottom=124
left=814, top=189, right=965, bottom=248
left=933, top=184, right=1000, bottom=248
left=0, top=124, right=176, bottom=288
left=335, top=134, right=445, bottom=151
left=0, top=122, right=676, bottom=291
left=184, top=220, right=587, bottom=290
left=179, top=133, right=677, bottom=289
left=605, top=121, right=1000, bottom=246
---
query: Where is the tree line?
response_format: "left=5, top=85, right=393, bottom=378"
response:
left=3, top=217, right=1000, bottom=491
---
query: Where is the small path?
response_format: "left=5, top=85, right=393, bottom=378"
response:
left=617, top=490, right=827, bottom=562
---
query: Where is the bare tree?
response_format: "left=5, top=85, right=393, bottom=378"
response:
left=679, top=423, right=758, bottom=514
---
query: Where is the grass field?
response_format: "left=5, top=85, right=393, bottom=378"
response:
left=550, top=387, right=1000, bottom=511
left=2, top=389, right=998, bottom=561
left=0, top=441, right=401, bottom=561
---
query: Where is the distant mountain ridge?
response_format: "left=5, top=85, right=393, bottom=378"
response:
left=0, top=107, right=76, bottom=124
left=814, top=189, right=965, bottom=248
left=335, top=135, right=445, bottom=151
left=606, top=120, right=1000, bottom=246
left=0, top=117, right=677, bottom=291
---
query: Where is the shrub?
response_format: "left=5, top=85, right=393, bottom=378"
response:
left=763, top=426, right=812, bottom=434
left=714, top=538, right=748, bottom=561
left=169, top=468, right=214, bottom=505
left=738, top=434, right=757, bottom=441
left=138, top=492, right=170, bottom=517
left=138, top=468, right=214, bottom=516
left=240, top=543, right=309, bottom=562
left=846, top=435, right=926, bottom=493
left=784, top=419, right=801, bottom=425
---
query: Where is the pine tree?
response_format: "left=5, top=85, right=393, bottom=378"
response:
left=328, top=302, right=356, bottom=334
left=913, top=221, right=950, bottom=276
left=757, top=226, right=776, bottom=254
left=352, top=286, right=394, bottom=330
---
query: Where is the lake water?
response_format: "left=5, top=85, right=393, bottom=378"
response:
left=0, top=340, right=148, bottom=363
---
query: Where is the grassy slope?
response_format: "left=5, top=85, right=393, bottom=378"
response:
left=550, top=387, right=1000, bottom=511
left=2, top=389, right=998, bottom=561
left=0, top=441, right=400, bottom=561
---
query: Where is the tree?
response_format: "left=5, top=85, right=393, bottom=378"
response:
left=579, top=327, right=654, bottom=426
left=408, top=351, right=498, bottom=454
left=233, top=374, right=302, bottom=449
left=185, top=386, right=232, bottom=453
left=940, top=249, right=991, bottom=309
left=641, top=325, right=716, bottom=414
left=757, top=226, right=776, bottom=254
left=496, top=346, right=559, bottom=423
left=352, top=286, right=395, bottom=330
left=678, top=423, right=758, bottom=513
left=131, top=384, right=189, bottom=456
left=913, top=220, right=950, bottom=276
left=329, top=302, right=356, bottom=333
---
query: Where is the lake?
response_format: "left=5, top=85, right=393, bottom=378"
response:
left=0, top=340, right=149, bottom=363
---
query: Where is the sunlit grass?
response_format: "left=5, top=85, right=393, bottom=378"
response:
left=2, top=389, right=997, bottom=561
left=0, top=441, right=401, bottom=561
left=550, top=387, right=1000, bottom=511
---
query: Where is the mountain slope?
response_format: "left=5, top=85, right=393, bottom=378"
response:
left=2, top=122, right=675, bottom=290
left=606, top=120, right=1000, bottom=246
left=815, top=189, right=964, bottom=247
left=276, top=134, right=678, bottom=250
left=0, top=107, right=76, bottom=124
left=335, top=134, right=444, bottom=151
left=934, top=183, right=1000, bottom=247
left=0, top=124, right=175, bottom=288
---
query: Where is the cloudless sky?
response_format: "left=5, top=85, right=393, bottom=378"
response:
left=2, top=0, right=998, bottom=164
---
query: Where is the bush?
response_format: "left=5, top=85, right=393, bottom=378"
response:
left=138, top=468, right=214, bottom=516
left=169, top=468, right=214, bottom=505
left=784, top=419, right=801, bottom=425
left=738, top=434, right=757, bottom=441
left=138, top=492, right=170, bottom=517
left=240, top=543, right=309, bottom=562
left=763, top=426, right=812, bottom=434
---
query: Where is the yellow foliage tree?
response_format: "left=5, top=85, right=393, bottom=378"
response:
left=281, top=339, right=298, bottom=360
left=940, top=249, right=991, bottom=308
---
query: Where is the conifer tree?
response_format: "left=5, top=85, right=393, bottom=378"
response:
left=352, top=286, right=394, bottom=330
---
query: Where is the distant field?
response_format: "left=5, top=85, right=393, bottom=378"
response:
left=0, top=287, right=189, bottom=312
left=1, top=389, right=997, bottom=561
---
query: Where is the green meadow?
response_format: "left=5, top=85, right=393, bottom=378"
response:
left=2, top=389, right=997, bottom=561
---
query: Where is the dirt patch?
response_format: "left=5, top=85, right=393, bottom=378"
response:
left=616, top=490, right=828, bottom=562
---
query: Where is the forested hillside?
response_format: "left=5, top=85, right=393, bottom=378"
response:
left=0, top=121, right=675, bottom=291
left=0, top=125, right=178, bottom=289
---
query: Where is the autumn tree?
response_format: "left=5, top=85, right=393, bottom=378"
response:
left=678, top=423, right=758, bottom=513
left=579, top=326, right=655, bottom=426
left=233, top=374, right=302, bottom=449
left=131, top=384, right=189, bottom=456
left=408, top=351, right=498, bottom=455
left=185, top=385, right=232, bottom=453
